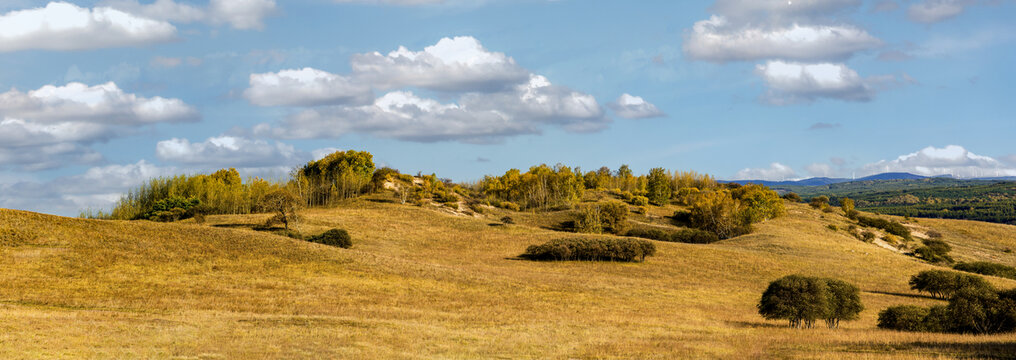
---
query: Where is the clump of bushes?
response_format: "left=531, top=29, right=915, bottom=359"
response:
left=625, top=228, right=720, bottom=244
left=520, top=237, right=656, bottom=262
left=574, top=202, right=629, bottom=235
left=913, top=239, right=953, bottom=264
left=782, top=192, right=802, bottom=202
left=809, top=196, right=830, bottom=210
left=500, top=216, right=515, bottom=225
left=757, top=275, right=863, bottom=329
left=142, top=196, right=202, bottom=222
left=629, top=195, right=649, bottom=207
left=954, top=261, right=1016, bottom=280
left=307, top=228, right=352, bottom=248
left=857, top=215, right=912, bottom=240
left=909, top=270, right=992, bottom=299
left=879, top=287, right=1016, bottom=334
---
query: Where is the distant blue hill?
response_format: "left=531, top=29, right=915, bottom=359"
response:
left=723, top=172, right=930, bottom=187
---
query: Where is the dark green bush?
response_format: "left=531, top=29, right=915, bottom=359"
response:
left=500, top=216, right=515, bottom=225
left=142, top=196, right=201, bottom=222
left=520, top=237, right=656, bottom=262
left=914, top=239, right=953, bottom=264
left=909, top=270, right=993, bottom=299
left=857, top=216, right=912, bottom=240
left=670, top=229, right=721, bottom=244
left=626, top=228, right=671, bottom=241
left=307, top=228, right=352, bottom=248
left=758, top=275, right=863, bottom=328
left=954, top=261, right=1016, bottom=280
left=599, top=202, right=630, bottom=235
left=878, top=305, right=931, bottom=331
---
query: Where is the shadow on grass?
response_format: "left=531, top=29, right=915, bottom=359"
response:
left=865, top=290, right=941, bottom=300
left=727, top=320, right=784, bottom=329
left=847, top=341, right=1016, bottom=359
left=211, top=223, right=259, bottom=230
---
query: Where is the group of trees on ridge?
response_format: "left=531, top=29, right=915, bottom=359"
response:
left=880, top=270, right=1016, bottom=334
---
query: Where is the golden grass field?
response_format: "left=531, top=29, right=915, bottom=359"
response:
left=2, top=195, right=1016, bottom=359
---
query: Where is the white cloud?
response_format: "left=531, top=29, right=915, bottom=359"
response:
left=0, top=82, right=199, bottom=125
left=0, top=2, right=177, bottom=52
left=710, top=0, right=862, bottom=23
left=250, top=37, right=611, bottom=143
left=150, top=56, right=183, bottom=68
left=861, top=145, right=1016, bottom=178
left=156, top=135, right=307, bottom=167
left=805, top=163, right=835, bottom=177
left=907, top=0, right=975, bottom=23
left=608, top=93, right=665, bottom=119
left=101, top=0, right=276, bottom=30
left=0, top=160, right=179, bottom=216
left=256, top=91, right=538, bottom=144
left=684, top=16, right=881, bottom=62
left=0, top=82, right=197, bottom=170
left=350, top=36, right=531, bottom=92
left=733, top=162, right=798, bottom=181
left=244, top=68, right=372, bottom=107
left=755, top=61, right=895, bottom=104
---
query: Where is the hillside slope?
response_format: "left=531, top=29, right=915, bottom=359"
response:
left=2, top=201, right=1016, bottom=359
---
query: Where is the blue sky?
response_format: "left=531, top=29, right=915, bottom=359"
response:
left=1, top=0, right=1015, bottom=216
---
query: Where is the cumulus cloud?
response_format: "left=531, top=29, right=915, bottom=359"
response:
left=733, top=162, right=798, bottom=181
left=710, top=0, right=862, bottom=23
left=256, top=91, right=538, bottom=144
left=805, top=163, right=835, bottom=177
left=156, top=135, right=307, bottom=167
left=0, top=2, right=177, bottom=52
left=244, top=68, right=372, bottom=107
left=861, top=145, right=1016, bottom=178
left=685, top=16, right=881, bottom=63
left=755, top=61, right=895, bottom=104
left=101, top=0, right=276, bottom=30
left=0, top=82, right=199, bottom=125
left=350, top=36, right=531, bottom=92
left=0, top=82, right=197, bottom=170
left=250, top=36, right=611, bottom=143
left=609, top=94, right=665, bottom=119
left=0, top=160, right=175, bottom=216
left=907, top=0, right=976, bottom=23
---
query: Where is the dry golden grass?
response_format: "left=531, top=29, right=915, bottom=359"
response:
left=2, top=198, right=1016, bottom=359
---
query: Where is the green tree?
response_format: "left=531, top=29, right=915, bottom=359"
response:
left=732, top=184, right=785, bottom=223
left=646, top=167, right=671, bottom=205
left=823, top=278, right=864, bottom=328
left=758, top=275, right=831, bottom=328
left=262, top=189, right=301, bottom=230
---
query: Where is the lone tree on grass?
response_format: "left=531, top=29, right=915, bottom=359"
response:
left=758, top=275, right=863, bottom=329
left=262, top=189, right=301, bottom=230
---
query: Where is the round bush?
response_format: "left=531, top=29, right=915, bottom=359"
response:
left=309, top=228, right=352, bottom=248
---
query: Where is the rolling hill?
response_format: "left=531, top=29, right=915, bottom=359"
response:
left=3, top=192, right=1016, bottom=358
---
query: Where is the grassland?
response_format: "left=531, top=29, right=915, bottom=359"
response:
left=3, top=193, right=1016, bottom=359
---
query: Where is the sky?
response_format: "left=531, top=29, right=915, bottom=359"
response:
left=0, top=0, right=1015, bottom=216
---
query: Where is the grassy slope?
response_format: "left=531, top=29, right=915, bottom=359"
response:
left=2, top=199, right=1016, bottom=359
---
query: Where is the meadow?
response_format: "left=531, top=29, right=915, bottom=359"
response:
left=3, top=193, right=1016, bottom=359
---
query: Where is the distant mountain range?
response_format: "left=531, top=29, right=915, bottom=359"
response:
left=724, top=172, right=1016, bottom=187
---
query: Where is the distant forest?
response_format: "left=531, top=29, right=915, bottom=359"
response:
left=779, top=179, right=1016, bottom=225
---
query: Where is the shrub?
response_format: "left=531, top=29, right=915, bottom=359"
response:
left=914, top=239, right=953, bottom=264
left=626, top=228, right=671, bottom=241
left=878, top=305, right=931, bottom=331
left=599, top=202, right=630, bottom=235
left=688, top=190, right=750, bottom=239
left=861, top=231, right=876, bottom=242
left=732, top=184, right=786, bottom=224
left=927, top=230, right=943, bottom=239
left=500, top=216, right=515, bottom=225
left=827, top=224, right=838, bottom=231
left=575, top=207, right=604, bottom=234
left=857, top=216, right=912, bottom=240
left=954, top=262, right=1016, bottom=280
left=782, top=192, right=802, bottom=202
left=520, top=237, right=656, bottom=262
left=501, top=201, right=521, bottom=212
left=143, top=196, right=201, bottom=222
left=262, top=189, right=302, bottom=230
left=670, top=229, right=721, bottom=244
left=758, top=275, right=862, bottom=329
left=307, top=228, right=352, bottom=248
left=629, top=195, right=649, bottom=207
left=672, top=210, right=692, bottom=224
left=909, top=270, right=993, bottom=299
left=809, top=196, right=829, bottom=209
